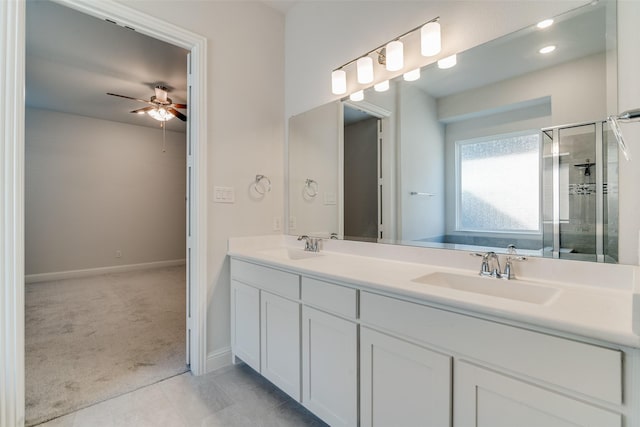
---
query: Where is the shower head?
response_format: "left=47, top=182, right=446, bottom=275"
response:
left=617, top=108, right=640, bottom=122
left=607, top=108, right=640, bottom=161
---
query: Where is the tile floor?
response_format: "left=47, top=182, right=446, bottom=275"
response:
left=37, top=363, right=327, bottom=427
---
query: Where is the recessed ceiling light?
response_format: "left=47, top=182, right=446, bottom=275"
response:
left=539, top=45, right=556, bottom=54
left=537, top=19, right=554, bottom=29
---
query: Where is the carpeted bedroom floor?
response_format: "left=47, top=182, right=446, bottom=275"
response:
left=25, top=265, right=188, bottom=426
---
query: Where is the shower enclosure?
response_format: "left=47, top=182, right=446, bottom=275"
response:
left=542, top=121, right=618, bottom=263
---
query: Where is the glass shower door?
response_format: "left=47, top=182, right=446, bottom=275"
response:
left=541, top=122, right=616, bottom=262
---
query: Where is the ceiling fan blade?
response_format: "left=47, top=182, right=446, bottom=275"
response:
left=130, top=106, right=155, bottom=114
left=107, top=92, right=154, bottom=105
left=168, top=107, right=187, bottom=122
left=173, top=103, right=187, bottom=109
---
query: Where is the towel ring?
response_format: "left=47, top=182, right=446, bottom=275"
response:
left=304, top=179, right=318, bottom=198
left=254, top=174, right=271, bottom=195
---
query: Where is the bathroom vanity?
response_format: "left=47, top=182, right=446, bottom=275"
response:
left=229, top=235, right=640, bottom=427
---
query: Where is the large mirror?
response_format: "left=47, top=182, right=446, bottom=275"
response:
left=288, top=1, right=620, bottom=263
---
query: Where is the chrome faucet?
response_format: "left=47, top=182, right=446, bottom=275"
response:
left=298, top=235, right=321, bottom=252
left=503, top=244, right=527, bottom=280
left=472, top=245, right=526, bottom=280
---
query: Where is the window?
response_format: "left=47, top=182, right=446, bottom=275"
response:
left=456, top=131, right=540, bottom=232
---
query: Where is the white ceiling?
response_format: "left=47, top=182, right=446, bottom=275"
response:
left=25, top=0, right=189, bottom=132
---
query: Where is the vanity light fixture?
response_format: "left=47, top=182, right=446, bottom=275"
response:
left=350, top=90, right=364, bottom=102
left=403, top=68, right=421, bottom=81
left=374, top=80, right=390, bottom=92
left=357, top=56, right=374, bottom=84
left=437, top=54, right=457, bottom=69
left=421, top=21, right=441, bottom=56
left=539, top=45, right=556, bottom=54
left=536, top=18, right=554, bottom=29
left=385, top=40, right=404, bottom=71
left=330, top=17, right=439, bottom=96
left=608, top=108, right=640, bottom=161
left=331, top=69, right=347, bottom=95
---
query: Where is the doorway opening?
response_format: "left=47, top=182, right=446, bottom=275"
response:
left=18, top=0, right=208, bottom=425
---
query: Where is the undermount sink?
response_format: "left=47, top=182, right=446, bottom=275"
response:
left=258, top=247, right=325, bottom=261
left=411, top=272, right=560, bottom=305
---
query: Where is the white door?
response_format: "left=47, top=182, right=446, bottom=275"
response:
left=302, top=306, right=357, bottom=427
left=360, top=327, right=452, bottom=427
left=260, top=291, right=300, bottom=400
left=230, top=280, right=260, bottom=372
left=455, top=361, right=621, bottom=427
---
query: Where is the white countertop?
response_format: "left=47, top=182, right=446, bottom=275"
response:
left=228, top=235, right=640, bottom=349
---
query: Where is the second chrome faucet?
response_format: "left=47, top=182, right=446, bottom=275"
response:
left=298, top=235, right=321, bottom=252
left=473, top=245, right=527, bottom=280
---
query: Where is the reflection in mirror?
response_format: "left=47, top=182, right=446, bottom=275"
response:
left=288, top=1, right=619, bottom=263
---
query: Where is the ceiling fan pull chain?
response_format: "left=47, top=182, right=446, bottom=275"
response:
left=162, top=121, right=167, bottom=153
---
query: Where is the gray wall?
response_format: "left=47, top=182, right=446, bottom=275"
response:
left=25, top=108, right=186, bottom=275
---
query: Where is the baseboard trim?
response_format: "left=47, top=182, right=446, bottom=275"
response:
left=25, top=259, right=187, bottom=284
left=205, top=347, right=232, bottom=374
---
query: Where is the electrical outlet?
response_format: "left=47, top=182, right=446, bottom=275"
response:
left=272, top=216, right=281, bottom=231
left=289, top=216, right=297, bottom=230
left=115, top=250, right=122, bottom=258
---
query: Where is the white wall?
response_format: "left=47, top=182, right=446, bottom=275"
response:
left=121, top=1, right=285, bottom=357
left=617, top=0, right=640, bottom=266
left=398, top=85, right=445, bottom=242
left=25, top=108, right=186, bottom=275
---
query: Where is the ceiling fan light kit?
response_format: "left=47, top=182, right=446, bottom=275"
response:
left=107, top=84, right=187, bottom=124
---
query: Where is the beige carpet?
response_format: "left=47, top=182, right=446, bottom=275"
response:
left=25, top=265, right=188, bottom=426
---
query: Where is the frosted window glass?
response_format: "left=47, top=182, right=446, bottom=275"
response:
left=458, top=133, right=540, bottom=232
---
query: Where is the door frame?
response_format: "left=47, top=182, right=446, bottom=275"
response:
left=1, top=1, right=208, bottom=425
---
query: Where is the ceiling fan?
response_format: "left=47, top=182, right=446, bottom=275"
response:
left=107, top=85, right=187, bottom=123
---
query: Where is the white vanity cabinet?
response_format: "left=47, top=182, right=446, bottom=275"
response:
left=230, top=279, right=261, bottom=372
left=360, top=290, right=623, bottom=427
left=230, top=255, right=628, bottom=427
left=301, top=277, right=358, bottom=427
left=260, top=290, right=300, bottom=400
left=230, top=259, right=301, bottom=400
left=455, top=361, right=621, bottom=427
left=360, top=327, right=452, bottom=427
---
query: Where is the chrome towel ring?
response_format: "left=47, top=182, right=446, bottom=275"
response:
left=304, top=179, right=318, bottom=198
left=254, top=174, right=271, bottom=195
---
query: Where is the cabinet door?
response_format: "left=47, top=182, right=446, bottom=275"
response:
left=230, top=280, right=260, bottom=372
left=455, top=361, right=621, bottom=427
left=260, top=291, right=301, bottom=401
left=302, top=306, right=357, bottom=427
left=360, top=327, right=452, bottom=427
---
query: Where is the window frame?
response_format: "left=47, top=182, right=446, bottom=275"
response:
left=454, top=130, right=542, bottom=234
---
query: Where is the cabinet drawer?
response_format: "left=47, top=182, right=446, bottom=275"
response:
left=360, top=291, right=622, bottom=405
left=231, top=259, right=299, bottom=300
left=301, top=277, right=357, bottom=318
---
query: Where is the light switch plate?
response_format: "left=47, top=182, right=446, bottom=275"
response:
left=324, top=191, right=337, bottom=205
left=214, top=186, right=235, bottom=203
